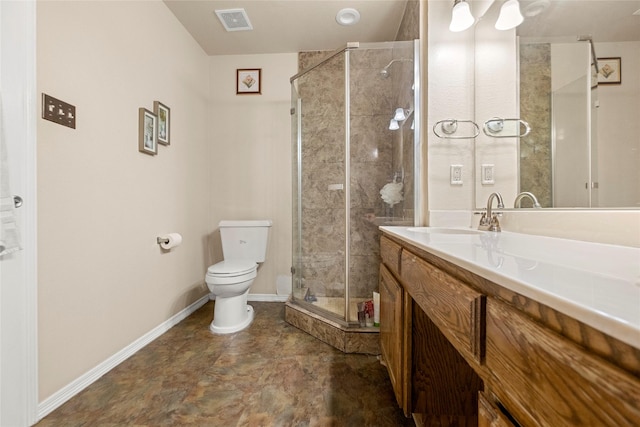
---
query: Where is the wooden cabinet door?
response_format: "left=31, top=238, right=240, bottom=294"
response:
left=379, top=264, right=406, bottom=413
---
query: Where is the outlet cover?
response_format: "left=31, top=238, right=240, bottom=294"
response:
left=481, top=164, right=495, bottom=185
left=450, top=164, right=463, bottom=185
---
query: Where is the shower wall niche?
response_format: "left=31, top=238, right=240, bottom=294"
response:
left=290, top=41, right=419, bottom=325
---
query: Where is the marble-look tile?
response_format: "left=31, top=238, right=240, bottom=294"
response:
left=284, top=302, right=380, bottom=356
left=396, top=1, right=420, bottom=41
left=520, top=43, right=552, bottom=207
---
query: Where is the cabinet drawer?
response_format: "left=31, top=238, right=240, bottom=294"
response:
left=486, top=300, right=640, bottom=426
left=401, top=250, right=485, bottom=364
left=380, top=235, right=402, bottom=275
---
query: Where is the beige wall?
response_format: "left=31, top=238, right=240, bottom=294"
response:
left=37, top=1, right=210, bottom=400
left=208, top=53, right=296, bottom=296
left=427, top=0, right=476, bottom=211
left=596, top=41, right=640, bottom=208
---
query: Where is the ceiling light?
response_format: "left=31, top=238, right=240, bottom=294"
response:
left=523, top=0, right=550, bottom=17
left=336, top=8, right=360, bottom=26
left=215, top=8, right=253, bottom=32
left=495, top=0, right=524, bottom=31
left=449, top=0, right=475, bottom=32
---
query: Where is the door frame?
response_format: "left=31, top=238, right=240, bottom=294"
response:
left=0, top=0, right=38, bottom=425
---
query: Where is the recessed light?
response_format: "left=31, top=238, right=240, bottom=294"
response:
left=523, top=0, right=550, bottom=18
left=336, top=8, right=360, bottom=26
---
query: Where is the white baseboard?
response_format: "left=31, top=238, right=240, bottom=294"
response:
left=207, top=293, right=290, bottom=303
left=37, top=295, right=210, bottom=421
left=249, top=293, right=290, bottom=302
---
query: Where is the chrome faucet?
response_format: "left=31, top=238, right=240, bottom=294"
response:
left=513, top=191, right=541, bottom=208
left=478, top=192, right=504, bottom=232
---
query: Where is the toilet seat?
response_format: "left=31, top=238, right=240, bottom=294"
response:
left=207, top=260, right=257, bottom=277
left=206, top=260, right=257, bottom=286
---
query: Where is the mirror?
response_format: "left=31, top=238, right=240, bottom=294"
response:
left=474, top=0, right=640, bottom=209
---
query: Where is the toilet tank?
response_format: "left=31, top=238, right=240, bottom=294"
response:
left=219, top=220, right=273, bottom=262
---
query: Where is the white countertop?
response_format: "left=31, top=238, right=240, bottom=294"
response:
left=380, top=226, right=640, bottom=349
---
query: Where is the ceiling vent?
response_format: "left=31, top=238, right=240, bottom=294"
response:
left=215, top=8, right=253, bottom=32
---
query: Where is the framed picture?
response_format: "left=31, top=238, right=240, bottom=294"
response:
left=138, top=108, right=157, bottom=155
left=236, top=68, right=261, bottom=94
left=154, top=101, right=170, bottom=145
left=597, top=57, right=621, bottom=85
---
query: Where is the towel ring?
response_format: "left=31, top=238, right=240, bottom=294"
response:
left=483, top=117, right=531, bottom=138
left=433, top=119, right=480, bottom=139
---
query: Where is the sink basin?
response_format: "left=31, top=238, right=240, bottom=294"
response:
left=407, top=227, right=483, bottom=235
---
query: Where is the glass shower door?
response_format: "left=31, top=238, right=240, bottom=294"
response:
left=291, top=52, right=347, bottom=323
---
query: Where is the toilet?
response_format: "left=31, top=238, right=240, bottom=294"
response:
left=205, top=220, right=272, bottom=334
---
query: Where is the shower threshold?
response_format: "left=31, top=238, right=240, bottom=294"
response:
left=285, top=299, right=379, bottom=355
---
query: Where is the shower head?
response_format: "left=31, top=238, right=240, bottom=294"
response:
left=379, top=58, right=414, bottom=78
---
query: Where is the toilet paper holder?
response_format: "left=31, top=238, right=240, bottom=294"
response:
left=157, top=236, right=170, bottom=245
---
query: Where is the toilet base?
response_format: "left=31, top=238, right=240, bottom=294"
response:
left=209, top=304, right=254, bottom=334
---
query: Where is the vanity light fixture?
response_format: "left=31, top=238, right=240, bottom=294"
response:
left=336, top=8, right=360, bottom=26
left=495, top=0, right=524, bottom=30
left=389, top=119, right=400, bottom=130
left=394, top=108, right=408, bottom=121
left=449, top=0, right=475, bottom=32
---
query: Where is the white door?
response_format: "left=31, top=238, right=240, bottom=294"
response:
left=0, top=1, right=38, bottom=426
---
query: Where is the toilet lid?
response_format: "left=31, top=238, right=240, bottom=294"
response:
left=207, top=260, right=257, bottom=277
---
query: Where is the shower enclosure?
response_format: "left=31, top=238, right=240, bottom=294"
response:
left=290, top=40, right=420, bottom=326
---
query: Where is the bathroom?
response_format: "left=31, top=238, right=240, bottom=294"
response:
left=2, top=0, right=638, bottom=425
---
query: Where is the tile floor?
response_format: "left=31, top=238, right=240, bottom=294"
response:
left=36, top=301, right=414, bottom=427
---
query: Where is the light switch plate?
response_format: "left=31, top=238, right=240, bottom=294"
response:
left=42, top=93, right=76, bottom=129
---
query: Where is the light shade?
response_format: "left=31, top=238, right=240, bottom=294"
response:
left=449, top=0, right=474, bottom=32
left=495, top=0, right=524, bottom=31
left=389, top=119, right=400, bottom=130
left=394, top=108, right=407, bottom=121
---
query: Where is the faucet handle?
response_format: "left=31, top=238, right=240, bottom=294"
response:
left=478, top=212, right=488, bottom=225
left=488, top=214, right=501, bottom=232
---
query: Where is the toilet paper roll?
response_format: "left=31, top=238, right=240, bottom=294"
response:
left=159, top=233, right=182, bottom=250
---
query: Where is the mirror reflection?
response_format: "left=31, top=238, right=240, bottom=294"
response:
left=475, top=0, right=640, bottom=209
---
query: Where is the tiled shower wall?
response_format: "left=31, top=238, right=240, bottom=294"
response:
left=295, top=43, right=415, bottom=301
left=520, top=43, right=552, bottom=207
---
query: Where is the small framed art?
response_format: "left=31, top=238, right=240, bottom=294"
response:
left=237, top=68, right=262, bottom=94
left=597, top=57, right=621, bottom=85
left=138, top=108, right=157, bottom=155
left=154, top=101, right=170, bottom=145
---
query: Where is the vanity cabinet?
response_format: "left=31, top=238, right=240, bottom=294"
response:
left=379, top=232, right=640, bottom=427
